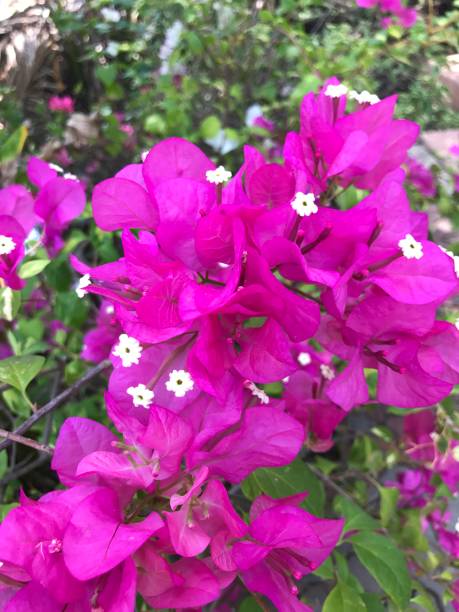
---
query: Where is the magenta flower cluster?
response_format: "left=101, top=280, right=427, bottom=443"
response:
left=386, top=409, right=459, bottom=584
left=48, top=95, right=75, bottom=114
left=356, top=0, right=417, bottom=28
left=1, top=78, right=458, bottom=610
left=0, top=158, right=85, bottom=288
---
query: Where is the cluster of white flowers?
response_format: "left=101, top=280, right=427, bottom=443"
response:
left=0, top=235, right=16, bottom=256
left=349, top=90, right=380, bottom=105
left=297, top=352, right=312, bottom=367
left=165, top=369, right=194, bottom=397
left=206, top=166, right=232, bottom=185
left=320, top=364, right=335, bottom=381
left=63, top=172, right=78, bottom=181
left=75, top=274, right=91, bottom=298
left=398, top=234, right=423, bottom=260
left=290, top=192, right=318, bottom=217
left=127, top=383, right=155, bottom=408
left=245, top=381, right=270, bottom=405
left=49, top=163, right=64, bottom=173
left=323, top=83, right=379, bottom=105
left=440, top=245, right=459, bottom=279
left=112, top=334, right=143, bottom=367
left=324, top=83, right=348, bottom=98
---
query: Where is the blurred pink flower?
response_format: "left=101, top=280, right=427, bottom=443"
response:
left=48, top=96, right=75, bottom=113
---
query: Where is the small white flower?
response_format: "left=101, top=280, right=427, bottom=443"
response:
left=298, top=352, right=312, bottom=366
left=455, top=518, right=459, bottom=534
left=63, top=172, right=78, bottom=180
left=282, top=376, right=290, bottom=383
left=320, top=364, right=335, bottom=381
left=165, top=369, right=194, bottom=397
left=75, top=274, right=91, bottom=298
left=455, top=318, right=459, bottom=331
left=0, top=235, right=16, bottom=256
left=127, top=383, right=155, bottom=408
left=49, top=163, right=64, bottom=173
left=141, top=150, right=149, bottom=162
left=245, top=380, right=270, bottom=405
left=452, top=446, right=459, bottom=462
left=106, top=304, right=115, bottom=314
left=324, top=83, right=348, bottom=98
left=206, top=165, right=232, bottom=185
left=350, top=90, right=380, bottom=105
left=399, top=234, right=423, bottom=260
left=291, top=192, right=318, bottom=217
left=112, top=334, right=143, bottom=368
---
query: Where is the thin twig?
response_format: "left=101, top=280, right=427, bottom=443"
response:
left=0, top=455, right=50, bottom=486
left=0, top=428, right=53, bottom=454
left=308, top=464, right=356, bottom=503
left=0, top=360, right=111, bottom=452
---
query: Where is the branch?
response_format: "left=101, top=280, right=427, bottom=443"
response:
left=0, top=360, right=111, bottom=452
left=308, top=464, right=356, bottom=503
left=0, top=455, right=50, bottom=487
left=0, top=428, right=53, bottom=454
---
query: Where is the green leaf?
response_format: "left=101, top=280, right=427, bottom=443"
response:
left=351, top=532, right=411, bottom=609
left=314, top=457, right=338, bottom=476
left=144, top=114, right=166, bottom=135
left=249, top=459, right=325, bottom=515
left=0, top=355, right=45, bottom=395
left=323, top=582, right=367, bottom=612
left=0, top=503, right=18, bottom=521
left=200, top=115, right=222, bottom=139
left=186, top=31, right=203, bottom=53
left=19, top=259, right=50, bottom=279
left=378, top=486, right=399, bottom=528
left=241, top=473, right=262, bottom=500
left=0, top=124, right=28, bottom=163
left=361, top=593, right=385, bottom=612
left=313, top=556, right=334, bottom=580
left=2, top=387, right=30, bottom=417
left=95, top=64, right=117, bottom=87
left=334, top=551, right=349, bottom=581
left=0, top=450, right=6, bottom=478
left=399, top=508, right=429, bottom=552
left=238, top=596, right=263, bottom=612
left=333, top=496, right=379, bottom=532
left=410, top=591, right=436, bottom=612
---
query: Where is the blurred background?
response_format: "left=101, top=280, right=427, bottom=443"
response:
left=0, top=0, right=458, bottom=205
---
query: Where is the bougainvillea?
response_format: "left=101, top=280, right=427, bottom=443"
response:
left=356, top=0, right=417, bottom=28
left=0, top=78, right=458, bottom=610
